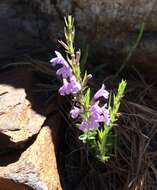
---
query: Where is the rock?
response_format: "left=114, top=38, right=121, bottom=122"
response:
left=0, top=76, right=46, bottom=148
left=0, top=116, right=63, bottom=190
left=0, top=65, right=57, bottom=155
left=33, top=0, right=157, bottom=71
left=0, top=0, right=50, bottom=61
left=1, top=1, right=157, bottom=71
left=0, top=67, right=63, bottom=190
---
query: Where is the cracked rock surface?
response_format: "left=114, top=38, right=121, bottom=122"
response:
left=0, top=67, right=62, bottom=190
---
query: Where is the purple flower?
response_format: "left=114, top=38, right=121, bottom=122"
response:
left=80, top=120, right=89, bottom=131
left=90, top=101, right=110, bottom=124
left=70, top=106, right=80, bottom=119
left=79, top=103, right=110, bottom=131
left=90, top=101, right=101, bottom=115
left=59, top=75, right=81, bottom=96
left=94, top=84, right=109, bottom=100
left=101, top=105, right=110, bottom=125
left=50, top=51, right=72, bottom=78
left=56, top=65, right=72, bottom=78
left=90, top=101, right=103, bottom=121
left=79, top=100, right=110, bottom=131
left=88, top=116, right=100, bottom=129
left=59, top=78, right=71, bottom=96
left=80, top=118, right=99, bottom=131
left=69, top=75, right=81, bottom=94
left=50, top=51, right=67, bottom=66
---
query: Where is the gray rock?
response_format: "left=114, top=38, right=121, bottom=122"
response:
left=0, top=1, right=49, bottom=61
left=1, top=0, right=157, bottom=71
left=33, top=0, right=157, bottom=71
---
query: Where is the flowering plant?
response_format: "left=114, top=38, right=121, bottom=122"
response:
left=50, top=16, right=126, bottom=162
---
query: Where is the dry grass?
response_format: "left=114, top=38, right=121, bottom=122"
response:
left=114, top=71, right=157, bottom=190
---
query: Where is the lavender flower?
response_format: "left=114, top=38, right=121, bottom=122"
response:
left=79, top=101, right=110, bottom=131
left=88, top=116, right=100, bottom=129
left=59, top=75, right=81, bottom=96
left=50, top=51, right=72, bottom=78
left=70, top=106, right=80, bottom=119
left=59, top=78, right=71, bottom=96
left=90, top=102, right=110, bottom=124
left=101, top=105, right=110, bottom=125
left=90, top=101, right=102, bottom=115
left=69, top=75, right=81, bottom=94
left=94, top=84, right=109, bottom=100
left=50, top=51, right=67, bottom=66
left=80, top=120, right=89, bottom=131
left=56, top=65, right=72, bottom=78
left=80, top=117, right=100, bottom=131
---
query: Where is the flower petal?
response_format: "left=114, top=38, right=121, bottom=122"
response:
left=70, top=106, right=80, bottom=119
left=94, top=84, right=109, bottom=100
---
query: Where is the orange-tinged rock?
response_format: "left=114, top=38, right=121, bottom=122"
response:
left=0, top=119, right=63, bottom=190
left=0, top=67, right=47, bottom=150
left=0, top=84, right=45, bottom=143
left=0, top=68, right=62, bottom=189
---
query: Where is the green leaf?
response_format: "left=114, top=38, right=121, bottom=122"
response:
left=75, top=124, right=80, bottom=129
left=79, top=133, right=87, bottom=143
left=109, top=79, right=127, bottom=127
left=68, top=15, right=72, bottom=28
left=76, top=67, right=81, bottom=79
left=84, top=88, right=91, bottom=109
left=82, top=71, right=87, bottom=87
left=88, top=136, right=95, bottom=140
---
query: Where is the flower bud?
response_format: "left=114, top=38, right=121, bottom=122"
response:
left=87, top=74, right=92, bottom=80
left=76, top=50, right=81, bottom=65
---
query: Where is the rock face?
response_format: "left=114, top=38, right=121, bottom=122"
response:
left=0, top=125, right=62, bottom=190
left=43, top=0, right=157, bottom=71
left=0, top=68, right=63, bottom=190
left=1, top=0, right=157, bottom=71
left=0, top=68, right=46, bottom=151
left=0, top=0, right=49, bottom=61
left=0, top=85, right=45, bottom=144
